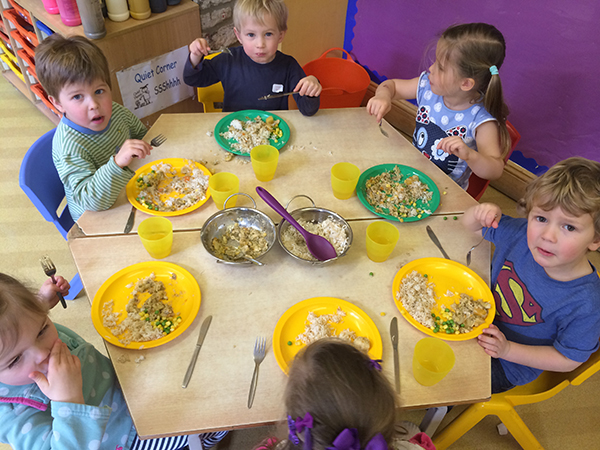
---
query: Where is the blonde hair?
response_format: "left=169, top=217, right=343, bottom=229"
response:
left=233, top=0, right=288, bottom=32
left=0, top=273, right=48, bottom=358
left=518, top=157, right=600, bottom=236
left=279, top=339, right=396, bottom=450
left=439, top=23, right=511, bottom=158
left=35, top=34, right=111, bottom=99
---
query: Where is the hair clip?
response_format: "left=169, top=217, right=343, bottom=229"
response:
left=288, top=412, right=314, bottom=447
left=368, top=359, right=383, bottom=371
left=326, top=428, right=388, bottom=450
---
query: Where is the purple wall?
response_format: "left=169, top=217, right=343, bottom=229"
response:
left=348, top=0, right=599, bottom=168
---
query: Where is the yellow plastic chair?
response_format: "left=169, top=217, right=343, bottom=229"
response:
left=196, top=52, right=224, bottom=113
left=433, top=345, right=600, bottom=449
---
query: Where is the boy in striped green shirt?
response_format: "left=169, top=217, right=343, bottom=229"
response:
left=36, top=34, right=153, bottom=221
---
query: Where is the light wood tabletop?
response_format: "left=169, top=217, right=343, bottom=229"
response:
left=68, top=108, right=491, bottom=439
left=69, top=216, right=491, bottom=439
left=76, top=108, right=477, bottom=236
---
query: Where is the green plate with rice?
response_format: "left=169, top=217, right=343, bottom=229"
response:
left=214, top=110, right=290, bottom=156
left=356, top=164, right=440, bottom=222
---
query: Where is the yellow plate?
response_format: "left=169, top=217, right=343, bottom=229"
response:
left=392, top=257, right=495, bottom=341
left=91, top=262, right=201, bottom=349
left=126, top=158, right=212, bottom=217
left=273, top=297, right=383, bottom=374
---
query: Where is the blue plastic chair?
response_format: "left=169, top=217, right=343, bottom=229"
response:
left=19, top=129, right=83, bottom=300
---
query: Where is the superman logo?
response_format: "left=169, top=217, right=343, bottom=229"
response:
left=493, top=260, right=544, bottom=326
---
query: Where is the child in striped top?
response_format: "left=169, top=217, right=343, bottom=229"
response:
left=35, top=34, right=153, bottom=222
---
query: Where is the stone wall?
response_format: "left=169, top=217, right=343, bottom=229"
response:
left=194, top=0, right=238, bottom=49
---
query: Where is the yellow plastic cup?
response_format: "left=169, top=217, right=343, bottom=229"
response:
left=331, top=162, right=361, bottom=199
left=138, top=217, right=173, bottom=259
left=209, top=172, right=240, bottom=210
left=412, top=338, right=456, bottom=386
left=365, top=221, right=399, bottom=262
left=251, top=145, right=279, bottom=182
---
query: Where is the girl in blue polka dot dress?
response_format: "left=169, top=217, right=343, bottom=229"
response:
left=0, top=273, right=227, bottom=450
left=367, top=23, right=511, bottom=190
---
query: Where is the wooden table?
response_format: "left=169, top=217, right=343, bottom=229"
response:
left=76, top=108, right=477, bottom=236
left=68, top=108, right=491, bottom=439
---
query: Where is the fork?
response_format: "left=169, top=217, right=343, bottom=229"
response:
left=378, top=121, right=389, bottom=137
left=209, top=47, right=233, bottom=56
left=40, top=256, right=67, bottom=309
left=150, top=134, right=167, bottom=147
left=247, top=337, right=266, bottom=409
left=466, top=226, right=492, bottom=267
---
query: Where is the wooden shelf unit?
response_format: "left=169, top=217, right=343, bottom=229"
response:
left=0, top=0, right=204, bottom=126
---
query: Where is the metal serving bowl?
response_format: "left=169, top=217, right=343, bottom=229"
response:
left=276, top=195, right=353, bottom=266
left=201, top=193, right=277, bottom=265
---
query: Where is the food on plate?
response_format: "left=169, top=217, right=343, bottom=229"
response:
left=296, top=307, right=371, bottom=352
left=365, top=166, right=433, bottom=220
left=280, top=217, right=349, bottom=261
left=135, top=160, right=209, bottom=212
left=220, top=115, right=283, bottom=154
left=101, top=273, right=182, bottom=345
left=396, top=271, right=491, bottom=335
left=211, top=222, right=269, bottom=261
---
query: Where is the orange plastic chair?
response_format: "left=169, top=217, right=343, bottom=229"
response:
left=432, top=345, right=600, bottom=449
left=196, top=52, right=224, bottom=113
left=466, top=121, right=521, bottom=201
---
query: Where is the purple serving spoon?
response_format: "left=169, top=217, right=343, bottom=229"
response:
left=256, top=187, right=337, bottom=261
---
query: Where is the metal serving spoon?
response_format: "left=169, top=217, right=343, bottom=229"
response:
left=256, top=187, right=337, bottom=261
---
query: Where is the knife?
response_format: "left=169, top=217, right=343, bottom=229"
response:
left=258, top=91, right=295, bottom=100
left=426, top=225, right=450, bottom=259
left=182, top=315, right=212, bottom=388
left=124, top=206, right=136, bottom=234
left=390, top=317, right=400, bottom=393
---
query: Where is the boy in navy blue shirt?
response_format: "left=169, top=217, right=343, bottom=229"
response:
left=462, top=157, right=600, bottom=393
left=183, top=0, right=321, bottom=115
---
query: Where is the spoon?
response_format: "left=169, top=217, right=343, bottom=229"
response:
left=243, top=255, right=264, bottom=266
left=256, top=187, right=337, bottom=261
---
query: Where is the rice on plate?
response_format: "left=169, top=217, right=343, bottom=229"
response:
left=365, top=165, right=433, bottom=220
left=101, top=273, right=183, bottom=346
left=134, top=160, right=209, bottom=212
left=397, top=271, right=491, bottom=336
left=220, top=115, right=283, bottom=154
left=296, top=307, right=371, bottom=353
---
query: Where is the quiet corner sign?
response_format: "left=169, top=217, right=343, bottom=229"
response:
left=116, top=46, right=194, bottom=119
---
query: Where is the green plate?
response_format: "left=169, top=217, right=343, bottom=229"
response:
left=214, top=110, right=290, bottom=156
left=356, top=164, right=440, bottom=222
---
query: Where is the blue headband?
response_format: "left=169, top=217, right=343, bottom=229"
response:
left=489, top=65, right=499, bottom=76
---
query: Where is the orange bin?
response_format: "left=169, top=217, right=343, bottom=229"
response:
left=31, top=83, right=60, bottom=116
left=4, top=9, right=38, bottom=46
left=302, top=48, right=370, bottom=109
left=7, top=0, right=32, bottom=23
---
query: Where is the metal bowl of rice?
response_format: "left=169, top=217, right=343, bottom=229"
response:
left=277, top=195, right=353, bottom=266
left=201, top=193, right=277, bottom=265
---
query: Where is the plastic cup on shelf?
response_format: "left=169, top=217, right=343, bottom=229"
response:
left=209, top=172, right=240, bottom=210
left=138, top=217, right=173, bottom=259
left=331, top=162, right=360, bottom=199
left=365, top=221, right=399, bottom=262
left=250, top=145, right=279, bottom=182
